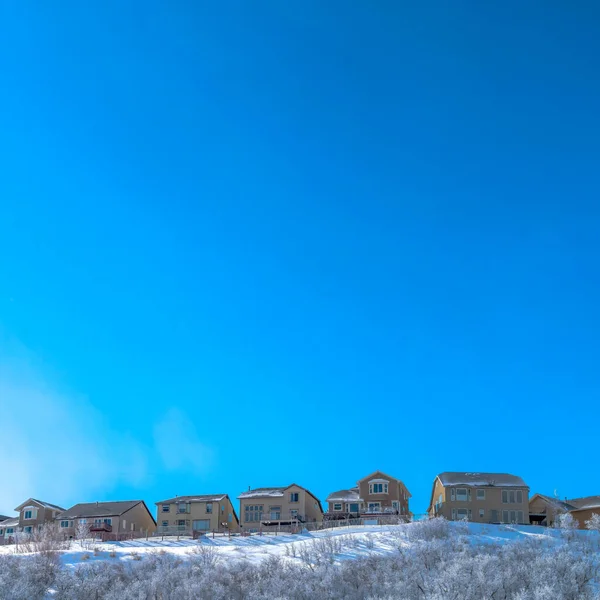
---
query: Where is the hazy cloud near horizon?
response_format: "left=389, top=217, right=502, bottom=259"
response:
left=0, top=336, right=216, bottom=515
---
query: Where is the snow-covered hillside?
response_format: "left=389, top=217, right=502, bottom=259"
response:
left=1, top=520, right=598, bottom=599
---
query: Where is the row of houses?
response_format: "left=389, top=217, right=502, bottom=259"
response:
left=1, top=470, right=598, bottom=542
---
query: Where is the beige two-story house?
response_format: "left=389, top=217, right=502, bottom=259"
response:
left=156, top=494, right=239, bottom=535
left=427, top=472, right=529, bottom=524
left=14, top=498, right=65, bottom=534
left=238, top=484, right=323, bottom=531
left=326, top=471, right=411, bottom=519
left=56, top=500, right=156, bottom=539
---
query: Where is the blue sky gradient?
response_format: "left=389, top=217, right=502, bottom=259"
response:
left=1, top=1, right=599, bottom=516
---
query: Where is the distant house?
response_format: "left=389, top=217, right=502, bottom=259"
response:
left=56, top=501, right=156, bottom=539
left=13, top=498, right=65, bottom=534
left=529, top=494, right=577, bottom=526
left=530, top=494, right=600, bottom=529
left=0, top=517, right=19, bottom=543
left=427, top=472, right=529, bottom=524
left=567, top=496, right=600, bottom=527
left=238, top=484, right=323, bottom=532
left=155, top=494, right=239, bottom=535
left=326, top=471, right=411, bottom=519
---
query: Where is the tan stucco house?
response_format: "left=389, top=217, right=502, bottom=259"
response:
left=326, top=471, right=411, bottom=519
left=529, top=494, right=577, bottom=527
left=530, top=494, right=600, bottom=529
left=156, top=494, right=239, bottom=535
left=238, top=484, right=323, bottom=532
left=56, top=500, right=156, bottom=540
left=427, top=472, right=529, bottom=524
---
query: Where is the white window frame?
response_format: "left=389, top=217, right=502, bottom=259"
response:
left=161, top=504, right=170, bottom=513
left=392, top=500, right=399, bottom=511
left=455, top=488, right=469, bottom=502
left=479, top=509, right=485, bottom=518
left=290, top=492, right=299, bottom=503
left=161, top=520, right=168, bottom=527
left=60, top=521, right=71, bottom=528
left=367, top=502, right=381, bottom=512
left=23, top=509, right=35, bottom=520
left=206, top=503, right=213, bottom=514
left=290, top=509, right=298, bottom=518
left=476, top=489, right=485, bottom=500
left=6, top=528, right=14, bottom=535
left=348, top=502, right=360, bottom=513
left=333, top=503, right=343, bottom=512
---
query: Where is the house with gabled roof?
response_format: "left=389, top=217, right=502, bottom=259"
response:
left=56, top=500, right=156, bottom=540
left=13, top=498, right=65, bottom=534
left=427, top=472, right=529, bottom=524
left=155, top=494, right=239, bottom=535
left=238, top=484, right=323, bottom=532
left=529, top=493, right=577, bottom=526
left=568, top=495, right=600, bottom=527
left=326, top=471, right=411, bottom=519
left=530, top=493, right=600, bottom=528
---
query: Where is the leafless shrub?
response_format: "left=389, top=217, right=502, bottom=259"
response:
left=188, top=543, right=221, bottom=568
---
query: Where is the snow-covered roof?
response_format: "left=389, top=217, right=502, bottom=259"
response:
left=156, top=494, right=227, bottom=505
left=438, top=472, right=528, bottom=488
left=0, top=517, right=19, bottom=528
left=238, top=487, right=287, bottom=499
left=326, top=488, right=362, bottom=503
left=568, top=496, right=600, bottom=511
left=532, top=494, right=578, bottom=512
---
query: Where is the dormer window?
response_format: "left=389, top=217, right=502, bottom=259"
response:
left=369, top=482, right=388, bottom=494
left=22, top=507, right=37, bottom=520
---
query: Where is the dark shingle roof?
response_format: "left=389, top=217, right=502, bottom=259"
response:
left=533, top=494, right=578, bottom=512
left=57, top=501, right=144, bottom=519
left=31, top=499, right=66, bottom=511
left=156, top=494, right=227, bottom=505
left=438, top=472, right=528, bottom=488
left=0, top=515, right=10, bottom=522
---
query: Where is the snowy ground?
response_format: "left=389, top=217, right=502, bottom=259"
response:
left=1, top=521, right=591, bottom=570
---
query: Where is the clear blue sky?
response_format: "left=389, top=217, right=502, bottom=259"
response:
left=1, top=1, right=599, bottom=517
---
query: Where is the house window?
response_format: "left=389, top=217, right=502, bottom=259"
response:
left=349, top=503, right=359, bottom=513
left=392, top=501, right=399, bottom=511
left=177, top=503, right=188, bottom=514
left=177, top=520, right=186, bottom=527
left=6, top=528, right=14, bottom=535
left=206, top=503, right=213, bottom=514
left=290, top=492, right=299, bottom=503
left=24, top=510, right=33, bottom=520
left=454, top=509, right=471, bottom=521
left=60, top=521, right=71, bottom=528
left=290, top=509, right=298, bottom=518
left=476, top=490, right=485, bottom=500
left=80, top=519, right=87, bottom=525
left=24, top=526, right=32, bottom=533
left=0, top=530, right=3, bottom=536
left=162, top=505, right=170, bottom=513
left=367, top=502, right=381, bottom=512
left=94, top=518, right=112, bottom=526
left=269, top=506, right=281, bottom=520
left=333, top=503, right=342, bottom=511
left=502, top=490, right=523, bottom=504
left=455, top=488, right=469, bottom=501
left=244, top=505, right=263, bottom=522
left=479, top=509, right=485, bottom=518
left=162, top=521, right=168, bottom=527
left=369, top=483, right=388, bottom=494
left=193, top=519, right=210, bottom=531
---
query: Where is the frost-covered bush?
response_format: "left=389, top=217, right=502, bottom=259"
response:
left=406, top=516, right=450, bottom=541
left=2, top=525, right=599, bottom=599
left=585, top=513, right=600, bottom=532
